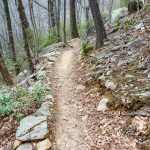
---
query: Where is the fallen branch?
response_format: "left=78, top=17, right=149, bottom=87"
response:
left=18, top=63, right=48, bottom=85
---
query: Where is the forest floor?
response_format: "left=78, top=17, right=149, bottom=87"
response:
left=47, top=37, right=149, bottom=150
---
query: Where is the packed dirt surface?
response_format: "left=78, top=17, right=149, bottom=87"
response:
left=50, top=39, right=90, bottom=150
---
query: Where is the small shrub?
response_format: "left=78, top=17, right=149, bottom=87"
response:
left=114, top=18, right=132, bottom=31
left=82, top=41, right=93, bottom=55
left=0, top=80, right=47, bottom=118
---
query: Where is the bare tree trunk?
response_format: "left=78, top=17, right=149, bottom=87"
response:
left=63, top=0, right=66, bottom=44
left=2, top=0, right=19, bottom=74
left=0, top=53, right=13, bottom=86
left=50, top=0, right=56, bottom=28
left=108, top=0, right=113, bottom=24
left=70, top=0, right=79, bottom=38
left=88, top=0, right=105, bottom=48
left=17, top=0, right=34, bottom=74
left=85, top=6, right=90, bottom=36
left=56, top=0, right=61, bottom=42
left=48, top=0, right=51, bottom=35
left=28, top=0, right=39, bottom=60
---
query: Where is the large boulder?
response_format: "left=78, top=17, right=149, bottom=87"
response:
left=16, top=115, right=48, bottom=141
left=111, top=7, right=128, bottom=23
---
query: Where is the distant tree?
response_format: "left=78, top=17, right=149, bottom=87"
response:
left=70, top=0, right=79, bottom=38
left=56, top=0, right=61, bottom=42
left=2, top=0, right=19, bottom=74
left=17, top=0, right=34, bottom=74
left=0, top=53, right=13, bottom=86
left=88, top=0, right=106, bottom=48
left=63, top=0, right=66, bottom=44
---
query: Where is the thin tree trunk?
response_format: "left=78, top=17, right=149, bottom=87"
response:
left=17, top=0, right=34, bottom=74
left=56, top=0, right=61, bottom=42
left=88, top=0, right=105, bottom=48
left=48, top=0, right=51, bottom=36
left=63, top=0, right=66, bottom=44
left=0, top=53, right=13, bottom=86
left=70, top=0, right=79, bottom=38
left=28, top=0, right=39, bottom=60
left=50, top=0, right=56, bottom=28
left=85, top=6, right=90, bottom=36
left=2, top=0, right=19, bottom=74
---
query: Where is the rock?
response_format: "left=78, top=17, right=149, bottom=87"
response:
left=13, top=139, right=22, bottom=149
left=76, top=85, right=85, bottom=91
left=139, top=92, right=150, bottom=99
left=37, top=139, right=51, bottom=150
left=37, top=70, right=46, bottom=77
left=111, top=7, right=128, bottom=23
left=98, top=74, right=106, bottom=81
left=43, top=95, right=54, bottom=102
left=97, top=51, right=108, bottom=60
left=97, top=98, right=109, bottom=112
left=48, top=57, right=56, bottom=62
left=45, top=62, right=53, bottom=69
left=110, top=45, right=123, bottom=52
left=135, top=22, right=144, bottom=30
left=132, top=117, right=149, bottom=134
left=125, top=75, right=135, bottom=78
left=16, top=143, right=32, bottom=150
left=106, top=70, right=112, bottom=76
left=35, top=102, right=51, bottom=117
left=118, top=60, right=128, bottom=66
left=16, top=115, right=48, bottom=141
left=105, top=80, right=117, bottom=90
left=126, top=37, right=143, bottom=49
left=15, top=70, right=29, bottom=83
left=43, top=45, right=56, bottom=53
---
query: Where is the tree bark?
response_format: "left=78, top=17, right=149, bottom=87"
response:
left=0, top=53, right=13, bottom=86
left=48, top=0, right=51, bottom=32
left=2, top=0, right=18, bottom=73
left=55, top=0, right=61, bottom=42
left=70, top=0, right=79, bottom=39
left=88, top=0, right=105, bottom=48
left=63, top=0, right=66, bottom=44
left=17, top=0, right=34, bottom=74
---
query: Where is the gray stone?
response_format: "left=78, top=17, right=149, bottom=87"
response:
left=16, top=143, right=32, bottom=150
left=35, top=102, right=51, bottom=117
left=43, top=94, right=54, bottom=102
left=16, top=115, right=48, bottom=141
left=140, top=92, right=150, bottom=99
left=118, top=60, right=128, bottom=66
left=111, top=7, right=128, bottom=23
left=97, top=98, right=109, bottom=112
left=37, top=70, right=46, bottom=77
left=135, top=22, right=144, bottom=30
left=76, top=85, right=85, bottom=91
left=97, top=51, right=108, bottom=60
left=105, top=80, right=117, bottom=90
left=15, top=70, right=29, bottom=83
left=126, top=37, right=143, bottom=49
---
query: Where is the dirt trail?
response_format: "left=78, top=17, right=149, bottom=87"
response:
left=51, top=39, right=90, bottom=150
